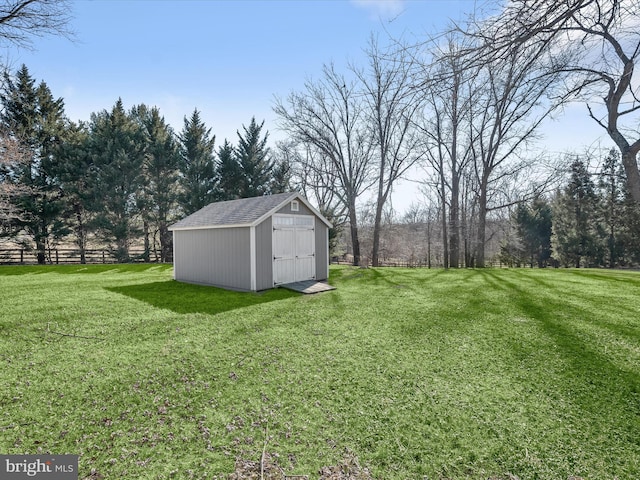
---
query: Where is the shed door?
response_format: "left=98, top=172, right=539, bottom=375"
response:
left=273, top=214, right=316, bottom=285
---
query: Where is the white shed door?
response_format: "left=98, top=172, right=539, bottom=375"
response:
left=273, top=214, right=315, bottom=285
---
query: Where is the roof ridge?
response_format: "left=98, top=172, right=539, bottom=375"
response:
left=168, top=192, right=303, bottom=231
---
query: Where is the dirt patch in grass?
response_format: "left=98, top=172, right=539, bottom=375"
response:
left=228, top=450, right=374, bottom=480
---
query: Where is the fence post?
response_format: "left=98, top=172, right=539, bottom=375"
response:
left=102, top=250, right=105, bottom=264
left=20, top=249, right=23, bottom=264
left=55, top=249, right=59, bottom=265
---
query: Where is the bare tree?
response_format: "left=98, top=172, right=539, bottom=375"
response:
left=280, top=140, right=343, bottom=215
left=353, top=37, right=424, bottom=266
left=467, top=39, right=562, bottom=267
left=0, top=0, right=72, bottom=48
left=274, top=64, right=374, bottom=266
left=415, top=35, right=477, bottom=268
left=277, top=139, right=347, bottom=258
left=0, top=0, right=72, bottom=238
left=461, top=0, right=640, bottom=204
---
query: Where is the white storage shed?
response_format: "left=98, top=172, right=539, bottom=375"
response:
left=168, top=192, right=332, bottom=291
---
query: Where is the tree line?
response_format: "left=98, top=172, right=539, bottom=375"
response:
left=1, top=0, right=639, bottom=269
left=0, top=65, right=290, bottom=263
left=503, top=149, right=640, bottom=269
left=275, top=0, right=640, bottom=268
left=327, top=147, right=640, bottom=269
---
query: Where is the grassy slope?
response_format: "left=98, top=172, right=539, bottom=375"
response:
left=0, top=265, right=639, bottom=479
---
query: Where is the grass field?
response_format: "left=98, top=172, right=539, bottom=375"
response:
left=0, top=264, right=639, bottom=479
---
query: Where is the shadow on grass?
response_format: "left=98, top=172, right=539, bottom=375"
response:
left=337, top=266, right=450, bottom=291
left=506, top=268, right=640, bottom=333
left=565, top=268, right=640, bottom=285
left=0, top=264, right=174, bottom=276
left=107, top=280, right=298, bottom=316
left=478, top=269, right=640, bottom=419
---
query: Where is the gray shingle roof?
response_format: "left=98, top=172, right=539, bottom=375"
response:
left=169, top=192, right=300, bottom=230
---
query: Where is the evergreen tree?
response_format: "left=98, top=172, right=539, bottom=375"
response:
left=134, top=105, right=180, bottom=262
left=620, top=184, right=640, bottom=265
left=515, top=197, right=552, bottom=268
left=178, top=109, right=217, bottom=214
left=216, top=139, right=241, bottom=201
left=0, top=64, right=67, bottom=264
left=270, top=156, right=292, bottom=194
left=57, top=121, right=93, bottom=263
left=88, top=99, right=146, bottom=262
left=552, top=158, right=604, bottom=267
left=0, top=132, right=25, bottom=233
left=600, top=149, right=640, bottom=266
left=235, top=117, right=273, bottom=197
left=598, top=149, right=627, bottom=267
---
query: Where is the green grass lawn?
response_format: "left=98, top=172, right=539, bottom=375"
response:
left=1, top=265, right=639, bottom=479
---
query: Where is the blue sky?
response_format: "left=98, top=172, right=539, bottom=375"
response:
left=13, top=0, right=475, bottom=142
left=10, top=0, right=613, bottom=212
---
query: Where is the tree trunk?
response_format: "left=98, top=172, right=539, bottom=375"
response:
left=621, top=149, right=640, bottom=204
left=426, top=223, right=432, bottom=269
left=143, top=220, right=150, bottom=263
left=36, top=220, right=46, bottom=265
left=475, top=180, right=488, bottom=268
left=449, top=196, right=459, bottom=268
left=440, top=198, right=449, bottom=270
left=348, top=199, right=361, bottom=266
left=449, top=168, right=460, bottom=269
left=116, top=222, right=129, bottom=263
left=74, top=203, right=86, bottom=265
left=36, top=239, right=46, bottom=265
left=159, top=223, right=170, bottom=263
left=371, top=188, right=386, bottom=267
left=608, top=232, right=615, bottom=269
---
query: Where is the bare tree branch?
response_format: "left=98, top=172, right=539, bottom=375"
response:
left=0, top=0, right=73, bottom=48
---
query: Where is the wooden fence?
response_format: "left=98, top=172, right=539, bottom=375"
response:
left=0, top=247, right=159, bottom=265
left=3, top=250, right=503, bottom=268
left=331, top=258, right=505, bottom=268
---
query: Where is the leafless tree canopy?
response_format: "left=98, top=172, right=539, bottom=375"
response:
left=354, top=37, right=424, bottom=266
left=274, top=64, right=375, bottom=265
left=457, top=0, right=640, bottom=203
left=0, top=1, right=72, bottom=236
left=0, top=0, right=72, bottom=48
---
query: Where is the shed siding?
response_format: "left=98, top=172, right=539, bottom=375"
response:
left=255, top=217, right=273, bottom=290
left=315, top=217, right=329, bottom=280
left=173, top=228, right=251, bottom=290
left=276, top=201, right=313, bottom=216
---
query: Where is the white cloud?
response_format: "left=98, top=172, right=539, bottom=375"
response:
left=351, top=0, right=406, bottom=20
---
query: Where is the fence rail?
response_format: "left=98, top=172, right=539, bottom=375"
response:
left=2, top=250, right=503, bottom=268
left=331, top=258, right=506, bottom=268
left=0, top=248, right=159, bottom=265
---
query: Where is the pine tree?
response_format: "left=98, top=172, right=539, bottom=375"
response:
left=57, top=121, right=93, bottom=263
left=134, top=105, right=180, bottom=262
left=552, top=158, right=604, bottom=267
left=0, top=64, right=67, bottom=264
left=235, top=117, right=273, bottom=197
left=89, top=99, right=146, bottom=262
left=598, top=149, right=627, bottom=267
left=599, top=149, right=640, bottom=266
left=515, top=197, right=552, bottom=268
left=620, top=184, right=640, bottom=265
left=270, top=156, right=292, bottom=194
left=216, top=140, right=241, bottom=201
left=178, top=109, right=217, bottom=214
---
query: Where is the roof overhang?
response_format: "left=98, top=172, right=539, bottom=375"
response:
left=251, top=192, right=333, bottom=229
left=168, top=192, right=333, bottom=232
